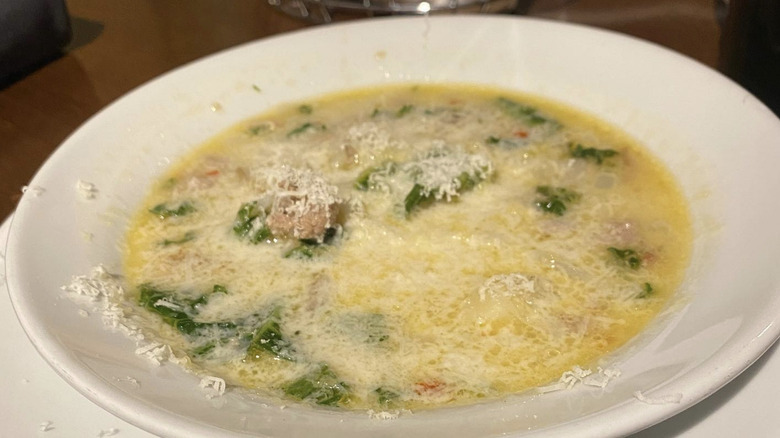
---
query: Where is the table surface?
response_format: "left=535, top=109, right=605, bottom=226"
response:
left=4, top=0, right=778, bottom=436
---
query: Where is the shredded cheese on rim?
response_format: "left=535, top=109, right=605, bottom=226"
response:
left=633, top=390, right=683, bottom=405
left=21, top=185, right=45, bottom=197
left=39, top=421, right=54, bottom=432
left=199, top=376, right=227, bottom=399
left=62, top=266, right=183, bottom=367
left=536, top=366, right=622, bottom=393
left=76, top=180, right=99, bottom=200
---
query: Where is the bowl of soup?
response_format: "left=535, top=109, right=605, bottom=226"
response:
left=6, top=15, right=780, bottom=438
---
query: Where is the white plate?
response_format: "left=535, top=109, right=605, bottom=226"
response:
left=6, top=15, right=780, bottom=438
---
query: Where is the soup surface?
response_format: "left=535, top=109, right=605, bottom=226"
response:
left=123, top=84, right=691, bottom=411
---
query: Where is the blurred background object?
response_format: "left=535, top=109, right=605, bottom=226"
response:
left=266, top=0, right=573, bottom=23
left=0, top=0, right=72, bottom=87
left=719, top=0, right=780, bottom=116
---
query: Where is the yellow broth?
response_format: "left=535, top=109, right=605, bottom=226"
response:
left=123, top=84, right=691, bottom=410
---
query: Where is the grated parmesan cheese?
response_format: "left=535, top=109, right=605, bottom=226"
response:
left=39, top=421, right=54, bottom=432
left=346, top=122, right=407, bottom=159
left=633, top=390, right=683, bottom=405
left=61, top=265, right=124, bottom=302
left=199, top=375, right=227, bottom=399
left=402, top=146, right=493, bottom=201
left=536, top=366, right=621, bottom=393
left=21, top=185, right=45, bottom=197
left=582, top=367, right=622, bottom=388
left=366, top=409, right=401, bottom=420
left=478, top=273, right=537, bottom=302
left=62, top=266, right=182, bottom=367
left=560, top=365, right=593, bottom=389
left=76, top=180, right=99, bottom=200
left=114, top=375, right=140, bottom=389
left=134, top=343, right=173, bottom=366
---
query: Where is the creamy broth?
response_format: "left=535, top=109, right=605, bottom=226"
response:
left=123, top=84, right=691, bottom=410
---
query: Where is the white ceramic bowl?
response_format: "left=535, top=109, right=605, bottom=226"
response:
left=6, top=16, right=780, bottom=438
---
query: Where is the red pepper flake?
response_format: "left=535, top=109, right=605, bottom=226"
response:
left=513, top=130, right=529, bottom=138
left=414, top=379, right=445, bottom=395
left=205, top=169, right=220, bottom=177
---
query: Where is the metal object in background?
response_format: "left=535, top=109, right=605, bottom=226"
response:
left=268, top=0, right=523, bottom=22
